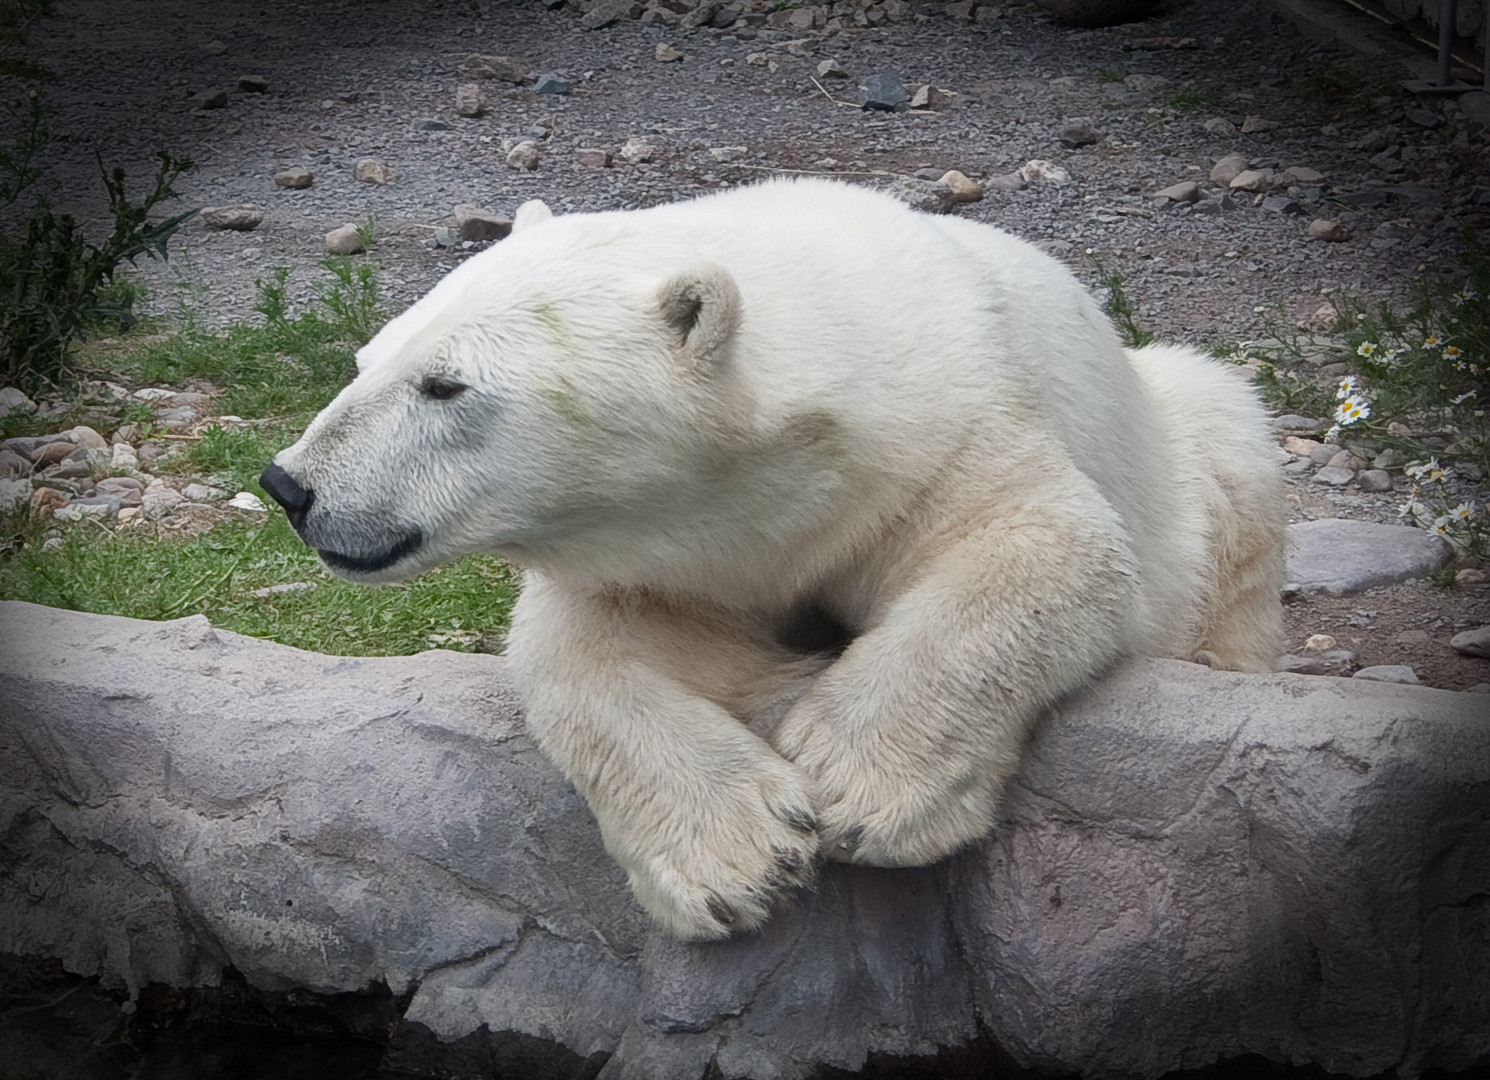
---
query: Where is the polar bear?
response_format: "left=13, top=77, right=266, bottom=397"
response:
left=262, top=179, right=1285, bottom=941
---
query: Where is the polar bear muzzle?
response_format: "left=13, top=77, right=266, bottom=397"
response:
left=258, top=462, right=424, bottom=577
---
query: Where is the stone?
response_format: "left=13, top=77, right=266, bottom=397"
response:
left=939, top=170, right=983, bottom=203
left=1353, top=665, right=1420, bottom=685
left=1154, top=180, right=1200, bottom=203
left=1309, top=219, right=1351, bottom=242
left=1287, top=519, right=1455, bottom=595
left=1019, top=159, right=1070, bottom=185
left=908, top=84, right=948, bottom=110
left=2, top=602, right=1487, bottom=1079
left=0, top=448, right=28, bottom=477
left=1283, top=436, right=1322, bottom=457
left=1228, top=169, right=1271, bottom=193
left=237, top=74, right=269, bottom=92
left=227, top=491, right=267, bottom=512
left=1357, top=469, right=1393, bottom=493
left=153, top=406, right=197, bottom=432
left=1033, top=0, right=1159, bottom=27
left=252, top=581, right=318, bottom=599
left=1058, top=119, right=1100, bottom=147
left=1282, top=166, right=1325, bottom=184
left=1308, top=442, right=1339, bottom=465
left=1261, top=195, right=1302, bottom=215
left=324, top=225, right=364, bottom=255
left=858, top=72, right=908, bottom=112
left=1302, top=633, right=1337, bottom=652
left=0, top=476, right=28, bottom=512
left=817, top=59, right=849, bottom=80
left=94, top=477, right=144, bottom=507
left=273, top=167, right=313, bottom=189
left=29, top=487, right=67, bottom=517
left=355, top=158, right=390, bottom=184
left=200, top=205, right=264, bottom=231
left=655, top=43, right=683, bottom=62
left=506, top=141, right=541, bottom=170
left=142, top=482, right=185, bottom=519
left=1312, top=466, right=1355, bottom=486
left=984, top=172, right=1026, bottom=193
left=191, top=89, right=228, bottom=109
left=414, top=117, right=450, bottom=131
left=581, top=0, right=637, bottom=28
left=1450, top=626, right=1490, bottom=658
left=1209, top=153, right=1249, bottom=187
left=1276, top=649, right=1355, bottom=676
left=180, top=483, right=226, bottom=502
left=707, top=146, right=747, bottom=163
left=452, top=205, right=513, bottom=243
left=455, top=82, right=486, bottom=117
left=0, top=386, right=37, bottom=414
left=620, top=137, right=655, bottom=164
left=30, top=440, right=76, bottom=468
left=892, top=178, right=956, bottom=214
left=1457, top=569, right=1488, bottom=585
left=533, top=73, right=571, bottom=95
left=1240, top=115, right=1279, bottom=133
left=467, top=54, right=526, bottom=83
left=65, top=425, right=107, bottom=451
left=1203, top=117, right=1238, bottom=137
left=575, top=147, right=614, bottom=169
left=1326, top=450, right=1366, bottom=472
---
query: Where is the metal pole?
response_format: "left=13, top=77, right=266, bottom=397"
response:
left=1436, top=0, right=1456, bottom=86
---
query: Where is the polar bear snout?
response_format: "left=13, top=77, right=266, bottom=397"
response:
left=259, top=463, right=315, bottom=527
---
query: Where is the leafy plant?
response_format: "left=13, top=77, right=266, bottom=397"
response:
left=0, top=88, right=195, bottom=390
left=1244, top=237, right=1488, bottom=558
left=1091, top=256, right=1155, bottom=349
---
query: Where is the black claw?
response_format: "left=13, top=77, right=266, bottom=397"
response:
left=706, top=892, right=738, bottom=927
left=838, top=825, right=865, bottom=853
left=772, top=846, right=803, bottom=873
left=782, top=807, right=817, bottom=834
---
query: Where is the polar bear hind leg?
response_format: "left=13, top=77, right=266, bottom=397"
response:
left=1125, top=344, right=1286, bottom=673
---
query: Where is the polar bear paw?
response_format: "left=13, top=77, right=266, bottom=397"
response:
left=774, top=715, right=1001, bottom=868
left=609, top=755, right=821, bottom=941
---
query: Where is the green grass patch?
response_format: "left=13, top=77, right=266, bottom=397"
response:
left=0, top=512, right=519, bottom=656
left=0, top=254, right=526, bottom=656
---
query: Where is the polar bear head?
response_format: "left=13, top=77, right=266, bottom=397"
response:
left=261, top=200, right=750, bottom=586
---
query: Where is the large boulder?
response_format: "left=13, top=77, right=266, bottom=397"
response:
left=1, top=600, right=1487, bottom=1078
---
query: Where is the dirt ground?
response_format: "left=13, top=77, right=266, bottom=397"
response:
left=14, top=0, right=1490, bottom=689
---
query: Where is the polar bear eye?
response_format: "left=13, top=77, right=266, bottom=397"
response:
left=420, top=376, right=468, bottom=401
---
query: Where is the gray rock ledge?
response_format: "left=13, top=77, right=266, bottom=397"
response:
left=1, top=601, right=1487, bottom=1079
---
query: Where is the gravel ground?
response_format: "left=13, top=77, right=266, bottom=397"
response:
left=15, top=0, right=1490, bottom=689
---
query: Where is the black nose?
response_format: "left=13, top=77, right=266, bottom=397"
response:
left=259, top=463, right=314, bottom=526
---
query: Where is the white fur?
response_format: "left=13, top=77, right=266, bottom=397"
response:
left=272, top=180, right=1286, bottom=940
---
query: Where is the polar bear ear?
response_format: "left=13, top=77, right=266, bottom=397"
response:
left=656, top=264, right=741, bottom=362
left=513, top=199, right=553, bottom=232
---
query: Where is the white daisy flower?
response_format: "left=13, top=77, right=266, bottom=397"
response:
left=1452, top=502, right=1476, bottom=520
left=1334, top=394, right=1371, bottom=425
left=1356, top=341, right=1377, bottom=358
left=1336, top=375, right=1358, bottom=399
left=1451, top=390, right=1478, bottom=405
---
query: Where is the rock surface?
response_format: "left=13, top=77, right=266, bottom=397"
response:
left=1286, top=518, right=1455, bottom=594
left=2, top=601, right=1488, bottom=1079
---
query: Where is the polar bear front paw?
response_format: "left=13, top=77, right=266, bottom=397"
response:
left=607, top=756, right=821, bottom=941
left=773, top=710, right=1002, bottom=868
